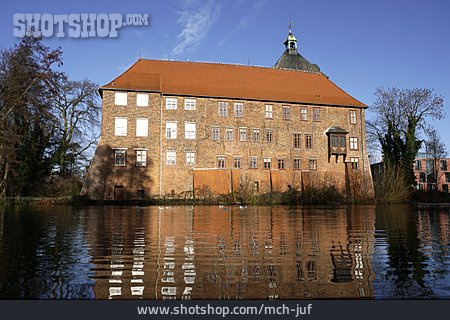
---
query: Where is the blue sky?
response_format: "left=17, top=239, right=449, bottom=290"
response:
left=1, top=0, right=450, bottom=156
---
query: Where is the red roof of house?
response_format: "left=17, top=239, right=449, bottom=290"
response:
left=101, top=59, right=366, bottom=108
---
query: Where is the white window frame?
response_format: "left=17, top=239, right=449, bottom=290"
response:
left=165, top=122, right=177, bottom=139
left=350, top=110, right=357, bottom=124
left=350, top=157, right=359, bottom=170
left=234, top=157, right=242, bottom=169
left=282, top=106, right=291, bottom=120
left=294, top=158, right=301, bottom=170
left=218, top=101, right=228, bottom=117
left=186, top=152, right=196, bottom=165
left=252, top=129, right=260, bottom=142
left=266, top=129, right=273, bottom=143
left=114, top=92, right=127, bottom=106
left=217, top=156, right=226, bottom=168
left=263, top=158, right=271, bottom=169
left=166, top=151, right=176, bottom=165
left=249, top=157, right=258, bottom=169
left=265, top=105, right=273, bottom=119
left=184, top=98, right=196, bottom=110
left=349, top=137, right=359, bottom=150
left=234, top=103, right=243, bottom=118
left=313, top=108, right=320, bottom=122
left=136, top=93, right=149, bottom=107
left=212, top=127, right=220, bottom=141
left=185, top=122, right=196, bottom=140
left=114, top=150, right=126, bottom=166
left=309, top=159, right=317, bottom=170
left=239, top=128, right=247, bottom=141
left=136, top=150, right=147, bottom=167
left=114, top=117, right=127, bottom=136
left=225, top=128, right=233, bottom=141
left=166, top=97, right=177, bottom=110
left=136, top=118, right=148, bottom=137
left=300, top=107, right=308, bottom=121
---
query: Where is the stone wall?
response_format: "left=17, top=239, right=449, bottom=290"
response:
left=82, top=90, right=375, bottom=200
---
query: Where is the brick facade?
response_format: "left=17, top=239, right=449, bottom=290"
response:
left=414, top=157, right=450, bottom=192
left=81, top=82, right=375, bottom=200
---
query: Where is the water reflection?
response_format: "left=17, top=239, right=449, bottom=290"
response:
left=0, top=204, right=448, bottom=299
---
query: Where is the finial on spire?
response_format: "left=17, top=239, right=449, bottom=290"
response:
left=289, top=16, right=293, bottom=33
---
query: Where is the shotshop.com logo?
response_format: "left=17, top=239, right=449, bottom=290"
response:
left=13, top=13, right=149, bottom=38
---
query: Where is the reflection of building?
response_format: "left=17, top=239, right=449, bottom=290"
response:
left=413, top=153, right=450, bottom=192
left=88, top=206, right=376, bottom=299
left=81, top=26, right=375, bottom=200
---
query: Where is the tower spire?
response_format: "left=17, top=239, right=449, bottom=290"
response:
left=284, top=18, right=298, bottom=53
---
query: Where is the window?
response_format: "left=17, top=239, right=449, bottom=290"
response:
left=252, top=129, right=260, bottom=142
left=114, top=150, right=126, bottom=166
left=114, top=117, right=127, bottom=136
left=309, top=159, right=317, bottom=170
left=305, top=134, right=313, bottom=149
left=293, top=133, right=301, bottom=148
left=166, top=97, right=177, bottom=110
left=225, top=128, right=233, bottom=141
left=415, top=160, right=422, bottom=171
left=350, top=157, right=359, bottom=170
left=217, top=156, right=226, bottom=168
left=136, top=118, right=148, bottom=137
left=446, top=172, right=450, bottom=183
left=234, top=103, right=243, bottom=118
left=212, top=127, right=220, bottom=141
left=331, top=134, right=347, bottom=148
left=239, top=128, right=247, bottom=141
left=282, top=106, right=291, bottom=120
left=218, top=101, right=228, bottom=117
left=420, top=172, right=426, bottom=182
left=184, top=98, right=196, bottom=110
left=265, top=105, right=273, bottom=119
left=349, top=110, right=357, bottom=124
left=294, top=158, right=301, bottom=170
left=253, top=181, right=259, bottom=193
left=313, top=108, right=320, bottom=122
left=443, top=184, right=449, bottom=193
left=136, top=93, right=148, bottom=107
left=263, top=158, right=271, bottom=169
left=166, top=151, right=176, bottom=165
left=165, top=122, right=177, bottom=139
left=185, top=122, right=196, bottom=139
left=114, top=92, right=127, bottom=106
left=186, top=152, right=195, bottom=165
left=266, top=129, right=273, bottom=142
left=234, top=157, right=242, bottom=169
left=349, top=137, right=359, bottom=150
left=136, top=150, right=147, bottom=167
left=249, top=157, right=258, bottom=169
left=278, top=158, right=285, bottom=170
left=440, top=160, right=448, bottom=171
left=300, top=107, right=307, bottom=121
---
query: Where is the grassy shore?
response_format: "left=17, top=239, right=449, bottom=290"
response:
left=1, top=190, right=448, bottom=206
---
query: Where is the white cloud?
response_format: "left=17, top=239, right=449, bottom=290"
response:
left=171, top=0, right=222, bottom=56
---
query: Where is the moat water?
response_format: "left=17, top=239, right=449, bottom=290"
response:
left=0, top=204, right=449, bottom=299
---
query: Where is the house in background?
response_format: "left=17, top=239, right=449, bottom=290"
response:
left=81, top=27, right=375, bottom=200
left=414, top=153, right=450, bottom=192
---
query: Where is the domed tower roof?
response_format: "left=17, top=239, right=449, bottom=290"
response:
left=273, top=25, right=320, bottom=73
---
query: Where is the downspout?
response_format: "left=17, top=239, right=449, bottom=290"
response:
left=160, top=94, right=163, bottom=196
left=360, top=108, right=367, bottom=196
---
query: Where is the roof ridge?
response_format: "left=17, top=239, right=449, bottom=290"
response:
left=139, top=58, right=323, bottom=75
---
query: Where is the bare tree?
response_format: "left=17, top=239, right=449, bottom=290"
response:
left=424, top=127, right=447, bottom=188
left=51, top=77, right=100, bottom=176
left=367, top=87, right=444, bottom=186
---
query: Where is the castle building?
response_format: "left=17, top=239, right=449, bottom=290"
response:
left=81, top=28, right=375, bottom=200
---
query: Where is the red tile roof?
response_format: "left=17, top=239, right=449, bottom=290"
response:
left=101, top=59, right=366, bottom=108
